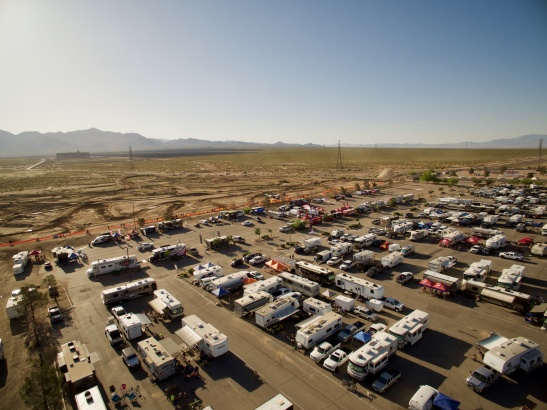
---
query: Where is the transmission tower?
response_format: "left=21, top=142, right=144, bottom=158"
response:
left=336, top=140, right=343, bottom=171
left=537, top=139, right=542, bottom=169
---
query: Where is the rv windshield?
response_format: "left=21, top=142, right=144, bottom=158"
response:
left=348, top=362, right=367, bottom=374
left=170, top=306, right=183, bottom=316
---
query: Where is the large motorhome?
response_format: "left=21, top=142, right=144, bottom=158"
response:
left=463, top=259, right=493, bottom=282
left=346, top=331, right=398, bottom=381
left=243, top=277, right=282, bottom=297
left=86, top=255, right=140, bottom=278
left=422, top=270, right=461, bottom=292
left=148, top=244, right=186, bottom=263
left=101, top=278, right=157, bottom=305
left=234, top=291, right=274, bottom=317
left=137, top=337, right=176, bottom=381
left=177, top=314, right=229, bottom=358
left=255, top=298, right=301, bottom=329
left=295, top=261, right=335, bottom=285
left=497, top=264, right=526, bottom=291
left=149, top=289, right=183, bottom=319
left=279, top=272, right=320, bottom=297
left=335, top=273, right=385, bottom=300
left=295, top=312, right=343, bottom=349
left=210, top=271, right=251, bottom=292
left=464, top=280, right=534, bottom=313
left=388, top=310, right=429, bottom=348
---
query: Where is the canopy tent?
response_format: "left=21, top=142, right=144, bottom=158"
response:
left=439, top=239, right=452, bottom=247
left=265, top=260, right=284, bottom=272
left=518, top=237, right=534, bottom=245
left=68, top=253, right=79, bottom=260
left=353, top=331, right=372, bottom=344
left=212, top=287, right=229, bottom=298
left=466, top=236, right=481, bottom=244
left=419, top=279, right=434, bottom=288
left=432, top=392, right=460, bottom=410
left=29, top=249, right=42, bottom=256
left=243, top=277, right=256, bottom=285
left=195, top=262, right=216, bottom=271
left=432, top=282, right=448, bottom=292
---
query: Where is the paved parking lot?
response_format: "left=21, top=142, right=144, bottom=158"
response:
left=7, top=182, right=547, bottom=409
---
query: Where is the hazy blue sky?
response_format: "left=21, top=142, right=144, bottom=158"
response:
left=1, top=0, right=546, bottom=145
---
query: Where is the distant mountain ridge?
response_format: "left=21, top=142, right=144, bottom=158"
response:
left=0, top=128, right=545, bottom=157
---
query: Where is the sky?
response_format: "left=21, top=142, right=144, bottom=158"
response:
left=1, top=1, right=546, bottom=146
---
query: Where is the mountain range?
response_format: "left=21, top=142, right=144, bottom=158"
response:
left=0, top=128, right=545, bottom=157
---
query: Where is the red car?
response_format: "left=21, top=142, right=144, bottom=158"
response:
left=380, top=241, right=392, bottom=250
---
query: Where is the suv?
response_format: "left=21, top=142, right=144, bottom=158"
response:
left=243, top=253, right=262, bottom=263
left=279, top=225, right=291, bottom=233
left=232, top=236, right=246, bottom=243
left=48, top=306, right=63, bottom=323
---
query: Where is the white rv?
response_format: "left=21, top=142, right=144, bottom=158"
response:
left=149, top=244, right=186, bottom=263
left=149, top=289, right=183, bottom=319
left=255, top=298, right=301, bottom=329
left=192, top=263, right=223, bottom=282
left=330, top=242, right=353, bottom=257
left=12, top=251, right=29, bottom=276
left=486, top=234, right=507, bottom=249
left=137, top=337, right=176, bottom=381
left=279, top=271, right=320, bottom=297
left=86, top=255, right=140, bottom=278
left=381, top=251, right=404, bottom=268
left=6, top=296, right=24, bottom=320
left=302, top=297, right=333, bottom=316
left=335, top=273, right=385, bottom=300
left=295, top=312, right=343, bottom=349
left=177, top=314, right=229, bottom=358
left=243, top=277, right=282, bottom=297
left=409, top=230, right=428, bottom=241
left=427, top=256, right=457, bottom=273
left=101, top=278, right=157, bottom=305
left=346, top=331, right=398, bottom=380
left=497, top=264, right=525, bottom=291
left=462, top=259, right=492, bottom=282
left=234, top=291, right=274, bottom=317
left=388, top=310, right=429, bottom=348
left=75, top=386, right=107, bottom=410
left=117, top=313, right=147, bottom=340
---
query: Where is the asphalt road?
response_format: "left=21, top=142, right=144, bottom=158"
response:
left=40, top=184, right=547, bottom=409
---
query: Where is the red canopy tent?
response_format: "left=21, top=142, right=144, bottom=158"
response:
left=432, top=282, right=448, bottom=292
left=466, top=236, right=481, bottom=244
left=29, top=249, right=42, bottom=255
left=518, top=237, right=534, bottom=246
left=419, top=278, right=434, bottom=288
left=439, top=239, right=452, bottom=248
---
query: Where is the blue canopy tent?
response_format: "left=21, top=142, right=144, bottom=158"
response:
left=353, top=331, right=372, bottom=344
left=433, top=392, right=460, bottom=410
left=211, top=287, right=229, bottom=298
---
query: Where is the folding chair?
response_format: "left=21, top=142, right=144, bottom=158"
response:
left=127, top=391, right=137, bottom=402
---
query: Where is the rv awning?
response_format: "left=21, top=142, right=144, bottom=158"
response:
left=148, top=299, right=166, bottom=315
left=175, top=325, right=202, bottom=348
left=296, top=314, right=323, bottom=329
left=133, top=313, right=152, bottom=326
left=481, top=289, right=515, bottom=304
left=477, top=333, right=508, bottom=351
left=159, top=337, right=182, bottom=357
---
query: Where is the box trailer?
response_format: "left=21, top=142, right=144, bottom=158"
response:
left=422, top=270, right=461, bottom=292
left=295, top=312, right=343, bottom=349
left=86, top=255, right=140, bottom=278
left=234, top=291, right=274, bottom=317
left=177, top=314, right=229, bottom=358
left=334, top=295, right=355, bottom=312
left=335, top=273, right=385, bottom=300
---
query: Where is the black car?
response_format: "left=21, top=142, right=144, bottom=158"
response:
left=294, top=246, right=305, bottom=254
left=243, top=253, right=262, bottom=263
left=366, top=265, right=385, bottom=277
left=231, top=258, right=244, bottom=267
left=371, top=239, right=385, bottom=247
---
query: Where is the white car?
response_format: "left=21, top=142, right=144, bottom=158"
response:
left=249, top=255, right=267, bottom=265
left=383, top=297, right=405, bottom=312
left=499, top=252, right=524, bottom=261
left=137, top=242, right=154, bottom=251
left=339, top=260, right=356, bottom=271
left=326, top=256, right=342, bottom=266
left=242, top=221, right=254, bottom=227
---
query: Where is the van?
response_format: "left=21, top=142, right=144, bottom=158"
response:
left=408, top=385, right=438, bottom=410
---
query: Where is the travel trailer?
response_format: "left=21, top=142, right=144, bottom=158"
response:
left=12, top=251, right=29, bottom=276
left=279, top=271, right=320, bottom=297
left=137, top=337, right=176, bottom=381
left=177, top=314, right=229, bottom=358
left=255, top=298, right=301, bottom=329
left=86, top=255, right=140, bottom=278
left=302, top=297, right=333, bottom=316
left=295, top=312, right=343, bottom=349
left=243, top=277, right=282, bottom=297
left=335, top=273, right=385, bottom=300
left=101, top=278, right=157, bottom=305
left=148, top=244, right=186, bottom=263
left=234, top=291, right=274, bottom=317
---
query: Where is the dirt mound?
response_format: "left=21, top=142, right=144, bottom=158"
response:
left=378, top=168, right=394, bottom=179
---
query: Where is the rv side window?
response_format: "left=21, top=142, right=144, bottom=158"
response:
left=326, top=327, right=332, bottom=332
left=310, top=307, right=317, bottom=313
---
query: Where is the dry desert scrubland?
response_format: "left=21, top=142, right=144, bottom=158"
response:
left=0, top=147, right=539, bottom=245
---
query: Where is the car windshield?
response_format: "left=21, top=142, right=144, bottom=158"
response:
left=472, top=371, right=487, bottom=383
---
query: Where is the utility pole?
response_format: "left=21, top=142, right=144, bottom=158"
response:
left=336, top=140, right=343, bottom=171
left=537, top=139, right=542, bottom=170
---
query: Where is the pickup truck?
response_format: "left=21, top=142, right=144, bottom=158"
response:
left=105, top=323, right=123, bottom=346
left=310, top=337, right=341, bottom=363
left=366, top=263, right=385, bottom=277
left=372, top=368, right=401, bottom=393
left=111, top=306, right=127, bottom=322
left=323, top=347, right=352, bottom=372
left=354, top=306, right=377, bottom=322
left=466, top=365, right=500, bottom=393
left=337, top=321, right=366, bottom=342
left=232, top=236, right=246, bottom=243
left=396, top=272, right=414, bottom=284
